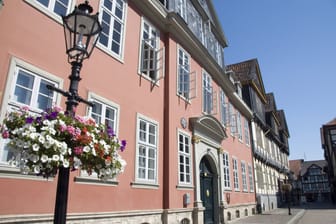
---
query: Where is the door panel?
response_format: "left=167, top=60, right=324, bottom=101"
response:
left=200, top=158, right=215, bottom=224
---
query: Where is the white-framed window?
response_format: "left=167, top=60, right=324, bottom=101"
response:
left=229, top=103, right=236, bottom=135
left=0, top=57, right=62, bottom=166
left=98, top=0, right=127, bottom=59
left=241, top=161, right=247, bottom=192
left=178, top=131, right=192, bottom=185
left=88, top=94, right=119, bottom=133
left=136, top=114, right=158, bottom=183
left=25, top=0, right=73, bottom=22
left=223, top=152, right=231, bottom=189
left=248, top=164, right=254, bottom=192
left=177, top=47, right=190, bottom=99
left=244, top=118, right=250, bottom=146
left=139, top=18, right=164, bottom=82
left=237, top=112, right=242, bottom=140
left=202, top=71, right=216, bottom=114
left=176, top=0, right=187, bottom=20
left=220, top=90, right=228, bottom=126
left=233, top=158, right=239, bottom=191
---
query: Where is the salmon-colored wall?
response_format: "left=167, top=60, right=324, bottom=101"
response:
left=0, top=0, right=255, bottom=216
left=0, top=0, right=165, bottom=215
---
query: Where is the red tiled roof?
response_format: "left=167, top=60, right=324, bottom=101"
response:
left=289, top=159, right=303, bottom=179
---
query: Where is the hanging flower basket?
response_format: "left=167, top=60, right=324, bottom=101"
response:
left=1, top=106, right=126, bottom=180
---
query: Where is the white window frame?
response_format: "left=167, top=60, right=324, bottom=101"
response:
left=0, top=57, right=62, bottom=172
left=178, top=130, right=192, bottom=186
left=176, top=0, right=187, bottom=20
left=248, top=164, right=254, bottom=192
left=177, top=47, right=190, bottom=100
left=233, top=158, right=239, bottom=191
left=87, top=92, right=120, bottom=134
left=138, top=18, right=164, bottom=83
left=202, top=71, right=215, bottom=114
left=98, top=0, right=127, bottom=61
left=241, top=161, right=247, bottom=192
left=229, top=103, right=237, bottom=135
left=244, top=117, right=250, bottom=146
left=25, top=0, right=74, bottom=23
left=134, top=113, right=159, bottom=185
left=220, top=90, right=228, bottom=126
left=223, top=152, right=231, bottom=189
left=237, top=112, right=242, bottom=141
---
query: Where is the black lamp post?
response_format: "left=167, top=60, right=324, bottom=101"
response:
left=47, top=1, right=101, bottom=223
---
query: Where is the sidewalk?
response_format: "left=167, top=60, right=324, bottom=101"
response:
left=229, top=207, right=305, bottom=224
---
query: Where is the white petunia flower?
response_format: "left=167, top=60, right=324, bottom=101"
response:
left=41, top=155, right=48, bottom=163
left=52, top=155, right=60, bottom=161
left=43, top=120, right=51, bottom=126
left=29, top=154, right=39, bottom=163
left=32, top=143, right=40, bottom=151
left=73, top=157, right=81, bottom=169
left=38, top=135, right=45, bottom=144
left=63, top=159, right=69, bottom=168
left=83, top=146, right=90, bottom=153
left=44, top=141, right=51, bottom=149
left=33, top=165, right=41, bottom=174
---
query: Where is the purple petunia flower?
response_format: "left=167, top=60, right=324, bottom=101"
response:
left=25, top=117, right=34, bottom=124
left=120, top=140, right=126, bottom=152
left=107, top=126, right=115, bottom=138
left=35, top=117, right=43, bottom=124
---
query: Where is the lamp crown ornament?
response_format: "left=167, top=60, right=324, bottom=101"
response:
left=78, top=1, right=93, bottom=14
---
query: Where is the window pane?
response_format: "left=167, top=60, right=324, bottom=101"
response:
left=37, top=0, right=49, bottom=7
left=105, top=106, right=115, bottom=128
left=54, top=1, right=67, bottom=16
left=92, top=102, right=102, bottom=124
left=104, top=0, right=113, bottom=10
left=139, top=120, right=146, bottom=142
left=37, top=80, right=54, bottom=110
left=148, top=158, right=155, bottom=169
left=14, top=71, right=34, bottom=105
left=148, top=170, right=154, bottom=179
left=115, top=0, right=124, bottom=19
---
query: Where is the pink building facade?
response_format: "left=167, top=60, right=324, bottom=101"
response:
left=0, top=1, right=256, bottom=223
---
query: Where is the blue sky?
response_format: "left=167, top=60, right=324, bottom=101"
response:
left=213, top=0, right=336, bottom=161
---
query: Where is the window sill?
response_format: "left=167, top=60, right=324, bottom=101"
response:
left=0, top=165, right=54, bottom=181
left=177, top=93, right=191, bottom=104
left=131, top=181, right=159, bottom=189
left=176, top=184, right=193, bottom=190
left=96, top=44, right=125, bottom=64
left=74, top=176, right=119, bottom=186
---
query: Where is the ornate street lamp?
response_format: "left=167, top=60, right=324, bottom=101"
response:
left=47, top=1, right=102, bottom=223
left=282, top=179, right=293, bottom=215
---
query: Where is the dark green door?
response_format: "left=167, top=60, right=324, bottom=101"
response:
left=200, top=157, right=215, bottom=224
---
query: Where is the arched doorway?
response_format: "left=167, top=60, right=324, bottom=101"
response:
left=200, top=156, right=217, bottom=224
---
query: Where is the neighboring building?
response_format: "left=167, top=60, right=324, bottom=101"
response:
left=227, top=59, right=291, bottom=213
left=0, top=1, right=258, bottom=223
left=289, top=159, right=303, bottom=205
left=289, top=159, right=331, bottom=203
left=321, top=118, right=336, bottom=203
left=300, top=160, right=330, bottom=202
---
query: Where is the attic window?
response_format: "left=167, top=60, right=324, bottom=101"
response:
left=235, top=82, right=242, bottom=98
left=158, top=0, right=168, bottom=8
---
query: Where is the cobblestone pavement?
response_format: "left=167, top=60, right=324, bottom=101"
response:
left=229, top=207, right=304, bottom=224
left=229, top=202, right=336, bottom=224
